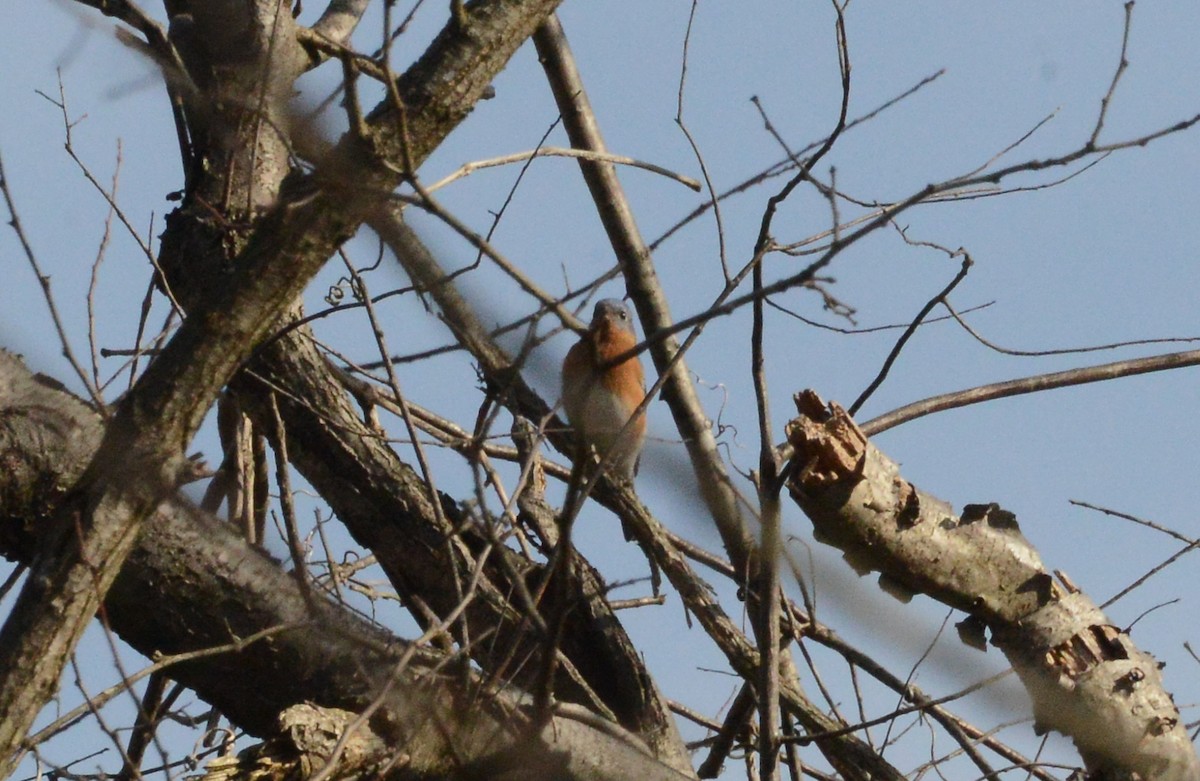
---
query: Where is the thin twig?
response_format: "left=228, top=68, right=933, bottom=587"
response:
left=649, top=68, right=947, bottom=253
left=115, top=670, right=168, bottom=781
left=605, top=111, right=1200, bottom=371
left=698, top=683, right=757, bottom=779
left=0, top=150, right=104, bottom=410
left=1067, top=501, right=1200, bottom=610
left=268, top=393, right=319, bottom=612
left=427, top=146, right=701, bottom=192
left=943, top=299, right=1200, bottom=357
left=339, top=253, right=452, bottom=542
left=393, top=191, right=577, bottom=325
left=848, top=253, right=972, bottom=416
left=1091, top=1, right=1136, bottom=147
left=21, top=623, right=303, bottom=748
left=86, top=141, right=121, bottom=399
left=1069, top=500, right=1195, bottom=544
left=607, top=595, right=666, bottom=611
left=667, top=698, right=724, bottom=733
left=781, top=668, right=1012, bottom=746
left=861, top=347, right=1200, bottom=436
left=675, top=0, right=729, bottom=281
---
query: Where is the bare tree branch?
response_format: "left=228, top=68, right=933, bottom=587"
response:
left=534, top=11, right=757, bottom=590
left=785, top=389, right=1200, bottom=780
left=311, top=0, right=371, bottom=46
left=0, top=349, right=693, bottom=781
left=0, top=0, right=564, bottom=767
left=365, top=208, right=693, bottom=771
left=861, top=348, right=1200, bottom=436
left=427, top=147, right=702, bottom=193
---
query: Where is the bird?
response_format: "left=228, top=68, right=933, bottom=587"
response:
left=561, top=298, right=647, bottom=482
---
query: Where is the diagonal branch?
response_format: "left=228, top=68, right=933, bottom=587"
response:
left=365, top=206, right=906, bottom=780
left=861, top=347, right=1200, bottom=436
left=0, top=349, right=691, bottom=781
left=363, top=208, right=692, bottom=771
left=154, top=0, right=692, bottom=768
left=533, top=12, right=757, bottom=583
left=785, top=389, right=1200, bottom=780
left=311, top=0, right=371, bottom=46
left=0, top=0, right=564, bottom=767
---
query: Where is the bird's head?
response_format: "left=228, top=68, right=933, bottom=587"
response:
left=590, top=298, right=635, bottom=337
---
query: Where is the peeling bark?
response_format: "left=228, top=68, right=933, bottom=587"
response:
left=784, top=389, right=1200, bottom=780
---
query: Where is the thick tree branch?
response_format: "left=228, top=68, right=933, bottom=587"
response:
left=785, top=389, right=1200, bottom=780
left=370, top=205, right=906, bottom=778
left=366, top=208, right=692, bottom=771
left=153, top=0, right=691, bottom=768
left=0, top=354, right=693, bottom=781
left=312, top=0, right=371, bottom=46
left=533, top=16, right=758, bottom=575
left=0, top=0, right=564, bottom=766
left=531, top=20, right=904, bottom=778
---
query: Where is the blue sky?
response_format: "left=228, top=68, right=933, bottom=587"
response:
left=4, top=2, right=1200, bottom=778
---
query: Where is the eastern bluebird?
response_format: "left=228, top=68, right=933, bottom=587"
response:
left=561, top=299, right=647, bottom=481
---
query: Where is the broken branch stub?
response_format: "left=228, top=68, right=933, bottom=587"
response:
left=783, top=389, right=1199, bottom=781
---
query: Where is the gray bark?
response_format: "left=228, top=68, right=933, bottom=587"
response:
left=785, top=390, right=1200, bottom=781
left=0, top=348, right=692, bottom=781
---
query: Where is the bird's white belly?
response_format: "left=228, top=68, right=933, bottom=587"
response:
left=578, top=384, right=632, bottom=454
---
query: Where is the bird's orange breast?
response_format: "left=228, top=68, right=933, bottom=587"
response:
left=591, top=322, right=644, bottom=399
